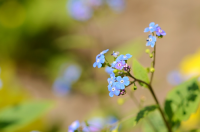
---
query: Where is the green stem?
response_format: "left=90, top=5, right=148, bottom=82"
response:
left=128, top=72, right=172, bottom=132
left=150, top=44, right=156, bottom=85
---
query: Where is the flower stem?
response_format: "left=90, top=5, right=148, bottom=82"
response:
left=150, top=44, right=156, bottom=85
left=128, top=72, right=172, bottom=132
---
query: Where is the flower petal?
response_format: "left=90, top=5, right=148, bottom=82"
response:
left=144, top=27, right=149, bottom=32
left=93, top=62, right=97, bottom=67
left=124, top=81, right=130, bottom=86
left=109, top=92, right=114, bottom=97
left=108, top=85, right=112, bottom=91
left=97, top=63, right=102, bottom=68
left=114, top=90, right=120, bottom=96
left=123, top=77, right=129, bottom=81
left=116, top=76, right=122, bottom=82
left=149, top=22, right=155, bottom=27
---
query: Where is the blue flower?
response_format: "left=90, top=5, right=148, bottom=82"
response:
left=144, top=22, right=158, bottom=33
left=93, top=55, right=105, bottom=68
left=63, top=65, right=81, bottom=82
left=114, top=61, right=126, bottom=70
left=107, top=73, right=116, bottom=86
left=146, top=35, right=156, bottom=48
left=117, top=54, right=132, bottom=61
left=108, top=83, right=120, bottom=97
left=106, top=0, right=125, bottom=12
left=68, top=120, right=80, bottom=132
left=105, top=66, right=114, bottom=74
left=67, top=0, right=93, bottom=21
left=155, top=26, right=166, bottom=36
left=53, top=78, right=71, bottom=96
left=111, top=51, right=119, bottom=57
left=116, top=76, right=130, bottom=89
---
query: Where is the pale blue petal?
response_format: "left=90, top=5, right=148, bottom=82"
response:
left=152, top=36, right=156, bottom=41
left=108, top=85, right=112, bottom=91
left=156, top=32, right=161, bottom=36
left=116, top=76, right=122, bottom=82
left=151, top=42, right=155, bottom=47
left=109, top=92, right=114, bottom=97
left=124, top=81, right=130, bottom=86
left=123, top=76, right=129, bottom=81
left=149, top=22, right=155, bottom=27
left=93, top=62, right=97, bottom=67
left=120, top=84, right=125, bottom=89
left=144, top=27, right=149, bottom=32
left=150, top=28, right=155, bottom=33
left=126, top=54, right=132, bottom=58
left=97, top=63, right=102, bottom=68
left=146, top=42, right=150, bottom=46
left=114, top=90, right=120, bottom=96
left=100, top=58, right=105, bottom=63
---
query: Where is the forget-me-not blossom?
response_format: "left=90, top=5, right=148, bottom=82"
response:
left=108, top=83, right=120, bottom=97
left=93, top=55, right=105, bottom=68
left=156, top=26, right=166, bottom=36
left=116, top=76, right=130, bottom=89
left=144, top=22, right=158, bottom=33
left=146, top=35, right=156, bottom=48
left=114, top=61, right=126, bottom=70
left=111, top=51, right=119, bottom=57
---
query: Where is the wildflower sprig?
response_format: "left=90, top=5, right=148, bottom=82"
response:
left=92, top=22, right=172, bottom=132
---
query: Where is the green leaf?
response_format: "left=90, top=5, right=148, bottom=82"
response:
left=164, top=100, right=173, bottom=125
left=165, top=78, right=200, bottom=122
left=132, top=59, right=150, bottom=87
left=142, top=111, right=167, bottom=132
left=133, top=105, right=157, bottom=126
left=0, top=101, right=53, bottom=131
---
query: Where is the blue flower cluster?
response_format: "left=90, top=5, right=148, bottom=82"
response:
left=67, top=0, right=125, bottom=21
left=69, top=116, right=118, bottom=132
left=144, top=22, right=166, bottom=48
left=93, top=50, right=131, bottom=97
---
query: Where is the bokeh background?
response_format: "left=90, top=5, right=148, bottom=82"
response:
left=1, top=0, right=200, bottom=132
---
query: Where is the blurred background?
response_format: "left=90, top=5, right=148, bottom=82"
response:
left=1, top=0, right=200, bottom=131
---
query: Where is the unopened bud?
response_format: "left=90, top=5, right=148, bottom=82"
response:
left=150, top=68, right=155, bottom=72
left=113, top=69, right=118, bottom=74
left=149, top=54, right=153, bottom=58
left=133, top=85, right=137, bottom=90
left=145, top=49, right=150, bottom=53
left=117, top=98, right=125, bottom=105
